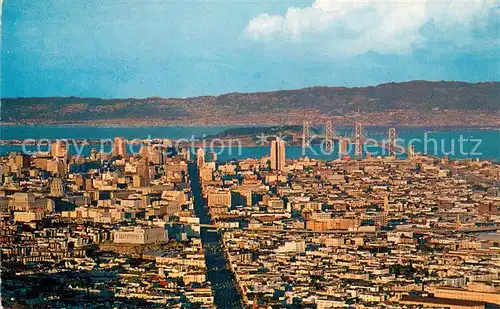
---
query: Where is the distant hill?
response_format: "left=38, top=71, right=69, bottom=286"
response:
left=2, top=81, right=499, bottom=126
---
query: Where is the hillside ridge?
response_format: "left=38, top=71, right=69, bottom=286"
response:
left=2, top=80, right=499, bottom=126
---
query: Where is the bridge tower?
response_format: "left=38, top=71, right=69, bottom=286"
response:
left=302, top=121, right=310, bottom=149
left=325, top=120, right=333, bottom=152
left=388, top=127, right=396, bottom=156
left=354, top=122, right=362, bottom=157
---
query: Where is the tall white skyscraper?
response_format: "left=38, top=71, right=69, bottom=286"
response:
left=196, top=148, right=205, bottom=167
left=270, top=137, right=285, bottom=171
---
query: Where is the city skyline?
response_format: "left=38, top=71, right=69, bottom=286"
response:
left=2, top=135, right=499, bottom=308
left=1, top=1, right=498, bottom=308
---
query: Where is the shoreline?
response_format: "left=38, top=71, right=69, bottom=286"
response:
left=1, top=122, right=499, bottom=131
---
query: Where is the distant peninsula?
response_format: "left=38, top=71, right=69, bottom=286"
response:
left=2, top=80, right=499, bottom=127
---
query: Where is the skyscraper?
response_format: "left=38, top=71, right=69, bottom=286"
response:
left=50, top=177, right=65, bottom=197
left=181, top=148, right=191, bottom=161
left=196, top=148, right=205, bottom=167
left=112, top=137, right=126, bottom=157
left=14, top=153, right=31, bottom=169
left=50, top=140, right=68, bottom=158
left=339, top=137, right=349, bottom=155
left=136, top=158, right=150, bottom=186
left=270, top=137, right=285, bottom=171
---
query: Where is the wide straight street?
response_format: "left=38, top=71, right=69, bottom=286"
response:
left=188, top=162, right=243, bottom=309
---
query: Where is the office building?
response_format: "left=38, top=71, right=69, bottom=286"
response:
left=270, top=137, right=286, bottom=171
left=196, top=148, right=205, bottom=167
left=51, top=141, right=68, bottom=158
left=112, top=137, right=126, bottom=157
left=50, top=177, right=65, bottom=197
left=113, top=226, right=167, bottom=244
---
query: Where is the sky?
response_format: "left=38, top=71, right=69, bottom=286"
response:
left=1, top=0, right=499, bottom=98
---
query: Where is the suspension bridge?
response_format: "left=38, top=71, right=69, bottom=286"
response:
left=300, top=121, right=414, bottom=157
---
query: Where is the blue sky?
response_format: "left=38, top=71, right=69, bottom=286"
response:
left=1, top=0, right=499, bottom=98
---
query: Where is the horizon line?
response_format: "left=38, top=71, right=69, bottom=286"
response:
left=2, top=79, right=499, bottom=101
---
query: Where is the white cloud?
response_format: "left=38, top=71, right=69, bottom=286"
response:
left=247, top=14, right=285, bottom=40
left=244, top=0, right=498, bottom=55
